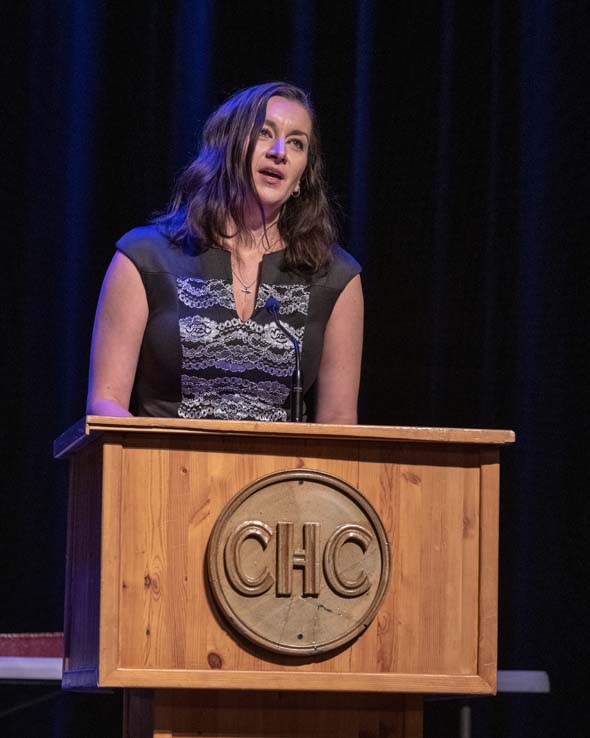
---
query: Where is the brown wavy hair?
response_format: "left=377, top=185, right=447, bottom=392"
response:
left=154, top=82, right=337, bottom=273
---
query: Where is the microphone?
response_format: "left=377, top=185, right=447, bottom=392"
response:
left=265, top=296, right=303, bottom=422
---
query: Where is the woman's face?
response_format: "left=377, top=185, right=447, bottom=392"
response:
left=250, top=96, right=312, bottom=218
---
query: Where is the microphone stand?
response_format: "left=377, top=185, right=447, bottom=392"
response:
left=265, top=297, right=303, bottom=422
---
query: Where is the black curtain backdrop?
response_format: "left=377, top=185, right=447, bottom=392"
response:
left=2, top=2, right=588, bottom=736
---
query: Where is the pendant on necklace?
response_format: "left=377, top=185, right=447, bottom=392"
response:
left=241, top=287, right=251, bottom=294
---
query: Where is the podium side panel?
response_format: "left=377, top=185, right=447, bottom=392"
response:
left=478, top=449, right=500, bottom=691
left=62, top=442, right=103, bottom=688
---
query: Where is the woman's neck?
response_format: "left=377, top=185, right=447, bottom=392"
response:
left=242, top=199, right=281, bottom=231
left=226, top=210, right=284, bottom=254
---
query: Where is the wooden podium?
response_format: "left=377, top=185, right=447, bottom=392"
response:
left=54, top=416, right=514, bottom=738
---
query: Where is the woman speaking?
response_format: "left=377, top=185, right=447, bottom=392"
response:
left=86, top=82, right=363, bottom=424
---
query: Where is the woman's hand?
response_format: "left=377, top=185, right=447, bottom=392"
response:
left=86, top=252, right=148, bottom=416
left=314, top=274, right=364, bottom=424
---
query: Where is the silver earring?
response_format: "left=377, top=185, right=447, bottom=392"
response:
left=292, top=186, right=301, bottom=198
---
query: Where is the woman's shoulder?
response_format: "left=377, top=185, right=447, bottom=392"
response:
left=115, top=224, right=203, bottom=276
left=115, top=225, right=172, bottom=271
left=312, top=245, right=361, bottom=290
left=331, top=244, right=362, bottom=275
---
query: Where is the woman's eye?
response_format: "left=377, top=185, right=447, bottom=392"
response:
left=289, top=139, right=304, bottom=150
left=259, top=127, right=272, bottom=138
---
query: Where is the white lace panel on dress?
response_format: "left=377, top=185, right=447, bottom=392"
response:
left=177, top=277, right=310, bottom=421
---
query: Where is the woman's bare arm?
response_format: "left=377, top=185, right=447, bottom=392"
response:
left=314, top=274, right=364, bottom=424
left=86, top=251, right=148, bottom=416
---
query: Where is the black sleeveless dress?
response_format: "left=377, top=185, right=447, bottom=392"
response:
left=117, top=226, right=361, bottom=421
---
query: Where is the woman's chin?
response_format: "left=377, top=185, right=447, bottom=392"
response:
left=245, top=199, right=284, bottom=224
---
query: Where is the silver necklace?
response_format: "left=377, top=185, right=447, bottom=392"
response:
left=232, top=265, right=258, bottom=295
left=254, top=233, right=281, bottom=252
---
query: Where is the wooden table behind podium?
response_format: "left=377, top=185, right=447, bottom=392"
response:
left=54, top=417, right=514, bottom=738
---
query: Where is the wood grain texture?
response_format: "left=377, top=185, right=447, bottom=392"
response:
left=351, top=443, right=481, bottom=677
left=101, top=669, right=492, bottom=693
left=478, top=449, right=500, bottom=692
left=60, top=421, right=507, bottom=695
left=53, top=416, right=515, bottom=459
left=99, top=441, right=124, bottom=681
left=147, top=689, right=423, bottom=738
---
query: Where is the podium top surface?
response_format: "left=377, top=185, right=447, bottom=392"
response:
left=54, top=415, right=515, bottom=459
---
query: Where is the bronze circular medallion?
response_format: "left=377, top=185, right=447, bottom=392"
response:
left=207, top=469, right=391, bottom=655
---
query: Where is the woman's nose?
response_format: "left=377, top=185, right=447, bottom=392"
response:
left=268, top=137, right=286, bottom=160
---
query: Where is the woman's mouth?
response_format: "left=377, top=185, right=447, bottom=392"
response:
left=258, top=167, right=285, bottom=182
